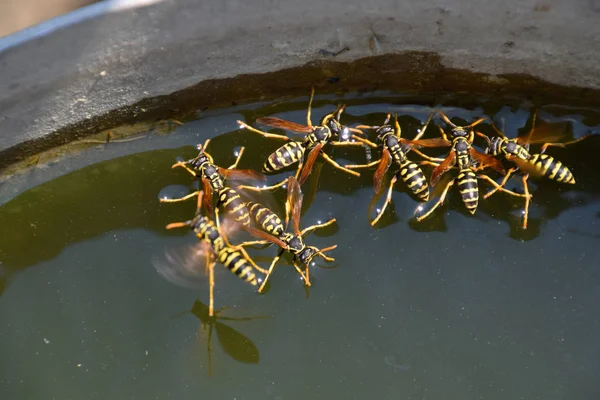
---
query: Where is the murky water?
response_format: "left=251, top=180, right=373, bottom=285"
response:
left=1, top=92, right=600, bottom=400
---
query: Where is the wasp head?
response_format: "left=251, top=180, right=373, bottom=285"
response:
left=451, top=127, right=469, bottom=138
left=298, top=247, right=317, bottom=266
left=375, top=125, right=394, bottom=142
left=189, top=144, right=213, bottom=169
left=287, top=235, right=305, bottom=253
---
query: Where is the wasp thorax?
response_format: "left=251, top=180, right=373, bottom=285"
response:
left=204, top=164, right=218, bottom=176
left=455, top=138, right=469, bottom=151
left=384, top=133, right=399, bottom=148
left=288, top=236, right=304, bottom=252
left=313, top=126, right=331, bottom=141
left=504, top=140, right=517, bottom=154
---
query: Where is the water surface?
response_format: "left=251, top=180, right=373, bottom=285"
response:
left=1, top=92, right=600, bottom=400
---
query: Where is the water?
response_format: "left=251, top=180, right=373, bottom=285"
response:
left=1, top=92, right=600, bottom=399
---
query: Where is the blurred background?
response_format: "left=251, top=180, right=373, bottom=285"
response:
left=0, top=0, right=99, bottom=37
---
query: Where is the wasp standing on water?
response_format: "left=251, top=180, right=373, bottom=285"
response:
left=345, top=113, right=438, bottom=226
left=476, top=110, right=589, bottom=229
left=153, top=193, right=267, bottom=317
left=237, top=88, right=371, bottom=191
left=160, top=138, right=265, bottom=227
left=409, top=112, right=507, bottom=220
left=236, top=177, right=337, bottom=292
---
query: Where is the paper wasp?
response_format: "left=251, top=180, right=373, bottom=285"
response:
left=153, top=193, right=267, bottom=317
left=476, top=111, right=588, bottom=229
left=160, top=138, right=265, bottom=226
left=237, top=88, right=371, bottom=191
left=346, top=113, right=437, bottom=226
left=237, top=176, right=337, bottom=292
left=410, top=112, right=507, bottom=220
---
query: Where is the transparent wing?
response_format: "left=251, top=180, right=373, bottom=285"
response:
left=151, top=241, right=213, bottom=289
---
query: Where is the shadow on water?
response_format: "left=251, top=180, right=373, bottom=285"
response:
left=180, top=299, right=271, bottom=376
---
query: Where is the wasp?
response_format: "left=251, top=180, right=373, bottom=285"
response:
left=476, top=110, right=588, bottom=228
left=345, top=113, right=438, bottom=226
left=161, top=138, right=265, bottom=227
left=409, top=112, right=506, bottom=220
left=236, top=176, right=337, bottom=292
left=153, top=193, right=267, bottom=317
left=237, top=88, right=371, bottom=191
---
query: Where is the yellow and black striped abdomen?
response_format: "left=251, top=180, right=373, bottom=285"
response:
left=263, top=141, right=305, bottom=173
left=398, top=160, right=429, bottom=201
left=529, top=154, right=575, bottom=184
left=217, top=247, right=258, bottom=286
left=217, top=188, right=251, bottom=226
left=457, top=169, right=479, bottom=214
left=247, top=202, right=284, bottom=236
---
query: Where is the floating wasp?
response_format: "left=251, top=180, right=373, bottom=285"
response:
left=346, top=113, right=437, bottom=226
left=237, top=176, right=337, bottom=292
left=237, top=88, right=371, bottom=191
left=161, top=138, right=265, bottom=227
left=409, top=112, right=506, bottom=220
left=153, top=193, right=266, bottom=317
left=476, top=111, right=588, bottom=229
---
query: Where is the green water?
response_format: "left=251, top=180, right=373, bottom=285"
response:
left=1, top=92, right=600, bottom=399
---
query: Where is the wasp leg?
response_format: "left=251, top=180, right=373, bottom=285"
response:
left=315, top=252, right=335, bottom=263
left=258, top=249, right=285, bottom=293
left=208, top=254, right=216, bottom=317
left=171, top=162, right=199, bottom=177
left=478, top=174, right=528, bottom=197
left=437, top=126, right=450, bottom=142
left=237, top=240, right=272, bottom=247
left=313, top=245, right=337, bottom=262
left=343, top=136, right=378, bottom=148
left=160, top=191, right=200, bottom=203
left=539, top=135, right=590, bottom=154
left=307, top=87, right=315, bottom=128
left=482, top=167, right=517, bottom=199
left=237, top=121, right=291, bottom=141
left=413, top=112, right=435, bottom=141
left=294, top=158, right=305, bottom=180
left=236, top=246, right=268, bottom=275
left=238, top=176, right=290, bottom=192
left=297, top=259, right=311, bottom=287
left=415, top=178, right=455, bottom=221
left=320, top=152, right=360, bottom=177
left=300, top=218, right=337, bottom=236
left=345, top=158, right=382, bottom=169
left=411, top=148, right=446, bottom=163
left=521, top=174, right=531, bottom=229
left=371, top=175, right=397, bottom=226
left=228, top=146, right=246, bottom=169
left=419, top=160, right=443, bottom=168
left=330, top=138, right=373, bottom=147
